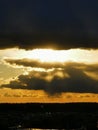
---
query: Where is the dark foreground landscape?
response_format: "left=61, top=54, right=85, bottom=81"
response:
left=0, top=102, right=98, bottom=130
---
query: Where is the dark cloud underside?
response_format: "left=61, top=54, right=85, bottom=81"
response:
left=0, top=0, right=98, bottom=49
left=2, top=62, right=98, bottom=95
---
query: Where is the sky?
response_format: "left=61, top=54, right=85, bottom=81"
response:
left=0, top=0, right=98, bottom=103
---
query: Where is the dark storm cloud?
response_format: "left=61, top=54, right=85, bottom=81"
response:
left=0, top=0, right=98, bottom=49
left=1, top=62, right=98, bottom=95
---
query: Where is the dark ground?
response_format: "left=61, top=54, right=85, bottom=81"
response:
left=0, top=102, right=98, bottom=129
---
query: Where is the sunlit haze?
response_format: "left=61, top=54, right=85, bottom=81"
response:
left=1, top=48, right=98, bottom=63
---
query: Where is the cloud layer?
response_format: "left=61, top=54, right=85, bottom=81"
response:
left=4, top=58, right=74, bottom=69
left=2, top=62, right=98, bottom=95
left=0, top=0, right=98, bottom=49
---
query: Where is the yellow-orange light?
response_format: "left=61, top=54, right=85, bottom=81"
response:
left=23, top=49, right=74, bottom=63
left=1, top=48, right=98, bottom=64
left=20, top=48, right=98, bottom=64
